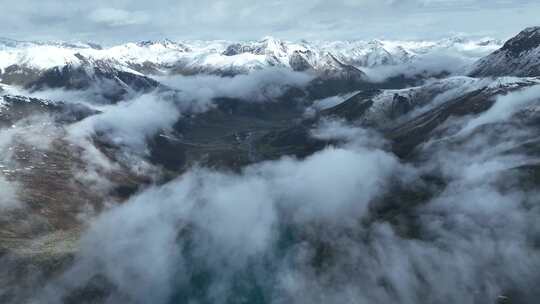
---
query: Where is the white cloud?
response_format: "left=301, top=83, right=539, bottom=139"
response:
left=88, top=8, right=149, bottom=27
left=1, top=0, right=539, bottom=42
left=460, top=85, right=540, bottom=135
left=38, top=123, right=404, bottom=302
left=68, top=92, right=180, bottom=152
left=155, top=68, right=314, bottom=103
left=36, top=116, right=540, bottom=303
left=0, top=175, right=20, bottom=210
left=0, top=115, right=60, bottom=211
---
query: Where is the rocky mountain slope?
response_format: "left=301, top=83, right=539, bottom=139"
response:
left=470, top=26, right=540, bottom=77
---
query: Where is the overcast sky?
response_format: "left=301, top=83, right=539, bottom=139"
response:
left=2, top=0, right=540, bottom=44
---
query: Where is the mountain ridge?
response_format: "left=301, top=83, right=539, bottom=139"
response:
left=0, top=36, right=501, bottom=75
left=470, top=27, right=540, bottom=77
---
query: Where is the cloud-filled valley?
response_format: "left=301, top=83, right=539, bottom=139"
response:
left=1, top=25, right=540, bottom=304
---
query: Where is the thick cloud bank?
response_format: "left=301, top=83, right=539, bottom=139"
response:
left=36, top=90, right=540, bottom=303
left=155, top=68, right=314, bottom=104
left=41, top=124, right=405, bottom=303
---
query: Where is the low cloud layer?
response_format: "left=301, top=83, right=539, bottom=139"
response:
left=33, top=83, right=540, bottom=303
left=40, top=123, right=405, bottom=303
left=0, top=115, right=60, bottom=210
left=460, top=84, right=540, bottom=134
left=364, top=52, right=480, bottom=82
left=68, top=93, right=180, bottom=152
left=156, top=68, right=314, bottom=104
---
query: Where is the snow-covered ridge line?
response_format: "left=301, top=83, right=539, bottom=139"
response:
left=470, top=27, right=540, bottom=77
left=0, top=36, right=502, bottom=73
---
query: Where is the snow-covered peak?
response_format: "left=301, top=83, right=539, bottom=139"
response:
left=0, top=45, right=83, bottom=70
left=136, top=39, right=190, bottom=51
left=222, top=36, right=292, bottom=58
left=259, top=36, right=288, bottom=53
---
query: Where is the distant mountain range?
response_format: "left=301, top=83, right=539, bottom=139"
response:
left=0, top=35, right=501, bottom=80
left=0, top=35, right=503, bottom=102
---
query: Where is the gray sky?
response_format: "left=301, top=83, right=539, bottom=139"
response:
left=2, top=0, right=540, bottom=43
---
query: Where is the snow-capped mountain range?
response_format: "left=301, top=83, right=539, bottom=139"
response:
left=0, top=36, right=501, bottom=79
